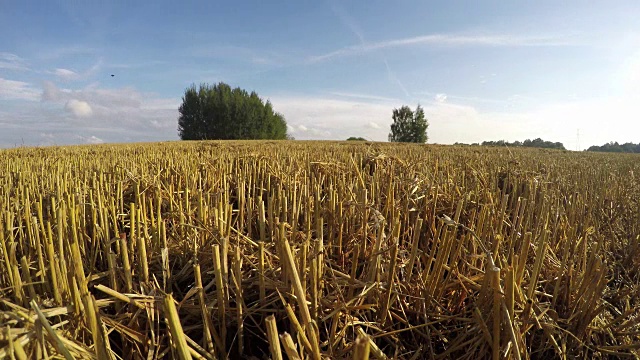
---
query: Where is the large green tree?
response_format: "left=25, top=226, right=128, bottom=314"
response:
left=178, top=82, right=289, bottom=140
left=388, top=105, right=428, bottom=143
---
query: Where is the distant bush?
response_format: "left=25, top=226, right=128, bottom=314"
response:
left=347, top=137, right=367, bottom=141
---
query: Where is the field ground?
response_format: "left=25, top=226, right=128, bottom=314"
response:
left=0, top=140, right=639, bottom=359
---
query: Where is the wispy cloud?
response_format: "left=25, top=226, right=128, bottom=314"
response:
left=329, top=91, right=402, bottom=102
left=0, top=78, right=40, bottom=100
left=0, top=53, right=29, bottom=71
left=110, top=60, right=167, bottom=69
left=435, top=93, right=448, bottom=103
left=37, top=45, right=100, bottom=61
left=367, top=121, right=381, bottom=129
left=76, top=135, right=104, bottom=144
left=328, top=1, right=365, bottom=43
left=50, top=59, right=103, bottom=81
left=309, top=33, right=574, bottom=63
left=55, top=68, right=79, bottom=80
left=189, top=44, right=291, bottom=66
left=383, top=58, right=410, bottom=98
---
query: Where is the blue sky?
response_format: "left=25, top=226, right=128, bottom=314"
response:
left=1, top=1, right=639, bottom=149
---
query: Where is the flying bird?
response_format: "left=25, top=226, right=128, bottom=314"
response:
left=110, top=74, right=115, bottom=77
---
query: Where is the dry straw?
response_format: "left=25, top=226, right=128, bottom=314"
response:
left=0, top=141, right=638, bottom=359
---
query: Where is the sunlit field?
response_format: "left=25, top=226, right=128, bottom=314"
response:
left=0, top=140, right=638, bottom=359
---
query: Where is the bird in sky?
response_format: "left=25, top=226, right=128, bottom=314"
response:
left=110, top=74, right=115, bottom=77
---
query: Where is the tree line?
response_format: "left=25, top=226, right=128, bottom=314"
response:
left=587, top=142, right=640, bottom=153
left=479, top=138, right=566, bottom=150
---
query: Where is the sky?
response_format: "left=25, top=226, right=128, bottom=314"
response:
left=1, top=1, right=640, bottom=149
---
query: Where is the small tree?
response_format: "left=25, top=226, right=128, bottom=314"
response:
left=388, top=105, right=428, bottom=143
left=178, top=82, right=289, bottom=140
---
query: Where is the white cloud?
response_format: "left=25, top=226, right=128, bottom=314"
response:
left=435, top=93, right=448, bottom=103
left=310, top=128, right=331, bottom=136
left=0, top=78, right=40, bottom=100
left=0, top=81, right=180, bottom=147
left=367, top=121, right=381, bottom=129
left=272, top=95, right=399, bottom=141
left=309, top=33, right=574, bottom=63
left=72, top=135, right=104, bottom=144
left=65, top=99, right=93, bottom=117
left=54, top=68, right=79, bottom=80
left=527, top=96, right=640, bottom=150
left=86, top=135, right=104, bottom=144
left=287, top=124, right=296, bottom=133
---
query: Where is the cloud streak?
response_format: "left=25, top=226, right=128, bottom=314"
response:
left=50, top=59, right=103, bottom=81
left=329, top=91, right=402, bottom=102
left=309, top=33, right=574, bottom=63
left=55, top=68, right=79, bottom=80
left=0, top=53, right=29, bottom=71
left=328, top=1, right=412, bottom=99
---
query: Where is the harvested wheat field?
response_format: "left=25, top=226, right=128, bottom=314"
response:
left=0, top=140, right=639, bottom=359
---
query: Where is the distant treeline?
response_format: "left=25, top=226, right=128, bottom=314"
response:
left=455, top=138, right=566, bottom=150
left=587, top=142, right=640, bottom=153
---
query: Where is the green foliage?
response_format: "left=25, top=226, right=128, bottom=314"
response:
left=346, top=137, right=367, bottom=141
left=587, top=142, right=640, bottom=153
left=178, top=82, right=289, bottom=140
left=481, top=138, right=565, bottom=150
left=388, top=105, right=429, bottom=143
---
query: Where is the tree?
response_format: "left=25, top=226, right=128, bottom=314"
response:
left=588, top=141, right=640, bottom=153
left=178, top=82, right=289, bottom=140
left=388, top=105, right=428, bottom=143
left=347, top=137, right=367, bottom=141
